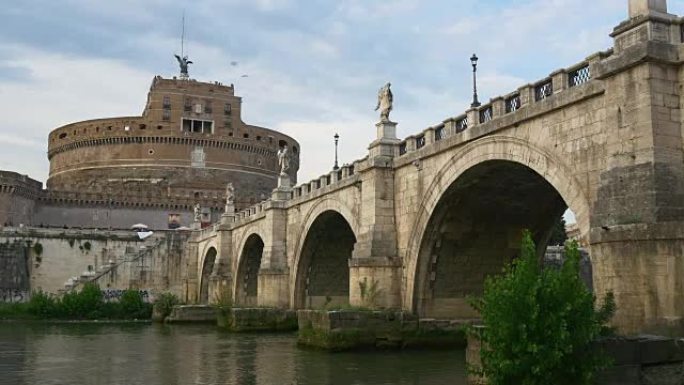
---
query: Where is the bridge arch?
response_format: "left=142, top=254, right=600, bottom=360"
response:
left=234, top=233, right=265, bottom=306
left=404, top=136, right=591, bottom=317
left=291, top=198, right=359, bottom=309
left=199, top=246, right=218, bottom=304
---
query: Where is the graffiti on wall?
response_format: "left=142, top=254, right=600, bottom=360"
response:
left=0, top=289, right=29, bottom=303
left=101, top=289, right=153, bottom=303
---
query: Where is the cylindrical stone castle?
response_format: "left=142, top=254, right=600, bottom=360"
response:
left=46, top=76, right=299, bottom=214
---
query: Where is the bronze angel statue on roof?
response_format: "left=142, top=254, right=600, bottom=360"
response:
left=174, top=54, right=193, bottom=78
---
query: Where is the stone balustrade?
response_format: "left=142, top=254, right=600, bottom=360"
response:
left=394, top=50, right=612, bottom=161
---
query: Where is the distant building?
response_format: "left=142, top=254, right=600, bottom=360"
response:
left=0, top=76, right=299, bottom=230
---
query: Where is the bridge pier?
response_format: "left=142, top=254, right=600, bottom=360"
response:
left=257, top=268, right=290, bottom=308
left=349, top=257, right=402, bottom=309
left=348, top=121, right=403, bottom=310
left=589, top=0, right=684, bottom=335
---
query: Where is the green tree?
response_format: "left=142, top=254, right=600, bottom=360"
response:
left=548, top=216, right=568, bottom=246
left=472, top=231, right=615, bottom=385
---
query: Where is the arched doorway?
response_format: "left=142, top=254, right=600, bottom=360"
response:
left=294, top=210, right=357, bottom=309
left=414, top=160, right=569, bottom=319
left=235, top=234, right=265, bottom=306
left=199, top=247, right=217, bottom=304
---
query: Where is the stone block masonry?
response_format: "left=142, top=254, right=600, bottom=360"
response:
left=297, top=310, right=468, bottom=351
left=0, top=227, right=190, bottom=298
left=218, top=308, right=298, bottom=332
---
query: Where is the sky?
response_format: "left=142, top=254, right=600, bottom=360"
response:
left=1, top=0, right=683, bottom=223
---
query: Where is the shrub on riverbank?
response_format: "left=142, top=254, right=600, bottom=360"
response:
left=152, top=292, right=180, bottom=322
left=471, top=231, right=615, bottom=385
left=0, top=283, right=152, bottom=320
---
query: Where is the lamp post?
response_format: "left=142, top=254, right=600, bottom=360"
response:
left=470, top=53, right=481, bottom=108
left=333, top=133, right=340, bottom=170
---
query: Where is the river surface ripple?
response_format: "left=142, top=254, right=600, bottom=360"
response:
left=0, top=323, right=467, bottom=385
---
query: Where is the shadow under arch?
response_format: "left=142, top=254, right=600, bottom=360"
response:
left=404, top=136, right=591, bottom=317
left=199, top=247, right=217, bottom=304
left=234, top=233, right=265, bottom=306
left=292, top=210, right=357, bottom=309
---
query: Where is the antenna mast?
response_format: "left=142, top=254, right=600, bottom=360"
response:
left=181, top=11, right=186, bottom=58
left=175, top=10, right=192, bottom=79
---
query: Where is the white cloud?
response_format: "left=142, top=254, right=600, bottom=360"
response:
left=0, top=44, right=151, bottom=182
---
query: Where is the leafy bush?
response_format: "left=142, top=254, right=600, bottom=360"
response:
left=153, top=292, right=180, bottom=319
left=26, top=290, right=58, bottom=318
left=471, top=230, right=615, bottom=385
left=117, top=289, right=152, bottom=319
left=60, top=283, right=104, bottom=319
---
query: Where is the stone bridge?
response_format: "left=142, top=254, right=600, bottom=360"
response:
left=185, top=0, right=684, bottom=336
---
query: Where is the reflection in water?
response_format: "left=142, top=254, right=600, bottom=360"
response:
left=0, top=323, right=466, bottom=385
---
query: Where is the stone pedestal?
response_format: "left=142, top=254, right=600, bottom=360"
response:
left=349, top=257, right=402, bottom=309
left=369, top=121, right=400, bottom=160
left=376, top=120, right=398, bottom=139
left=221, top=204, right=236, bottom=224
left=277, top=172, right=291, bottom=189
left=257, top=268, right=290, bottom=308
left=271, top=187, right=292, bottom=201
left=190, top=221, right=201, bottom=230
left=628, top=0, right=667, bottom=18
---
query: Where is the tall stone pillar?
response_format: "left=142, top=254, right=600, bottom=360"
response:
left=258, top=200, right=290, bottom=308
left=209, top=228, right=234, bottom=305
left=591, top=0, right=684, bottom=335
left=349, top=121, right=402, bottom=309
left=183, top=241, right=200, bottom=303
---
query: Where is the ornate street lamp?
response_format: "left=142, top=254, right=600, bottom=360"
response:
left=470, top=53, right=481, bottom=108
left=333, top=133, right=340, bottom=170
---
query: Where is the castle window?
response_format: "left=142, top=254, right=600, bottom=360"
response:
left=139, top=124, right=147, bottom=130
left=243, top=133, right=249, bottom=139
left=124, top=126, right=130, bottom=131
left=59, top=133, right=67, bottom=139
left=194, top=103, right=203, bottom=114
left=205, top=101, right=212, bottom=114
left=157, top=125, right=163, bottom=130
left=224, top=103, right=232, bottom=115
left=224, top=120, right=232, bottom=129
left=256, top=136, right=262, bottom=141
left=228, top=132, right=234, bottom=137
left=162, top=109, right=171, bottom=121
left=184, top=98, right=192, bottom=112
left=182, top=118, right=213, bottom=134
left=162, top=96, right=171, bottom=109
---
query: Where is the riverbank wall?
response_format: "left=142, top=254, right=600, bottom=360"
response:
left=0, top=228, right=190, bottom=300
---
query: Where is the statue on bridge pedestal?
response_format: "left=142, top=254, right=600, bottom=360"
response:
left=375, top=82, right=393, bottom=122
left=193, top=203, right=201, bottom=223
left=225, top=183, right=235, bottom=206
left=278, top=146, right=291, bottom=175
left=277, top=146, right=292, bottom=189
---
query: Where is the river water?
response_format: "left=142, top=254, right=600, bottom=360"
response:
left=0, top=323, right=467, bottom=385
